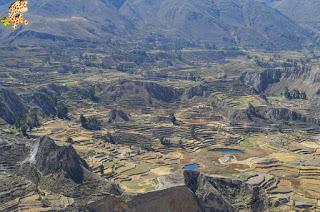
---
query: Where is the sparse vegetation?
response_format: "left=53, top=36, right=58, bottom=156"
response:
left=283, top=87, right=307, bottom=100
left=1, top=8, right=320, bottom=209
left=80, top=115, right=101, bottom=130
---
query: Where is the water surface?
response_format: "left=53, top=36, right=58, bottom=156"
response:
left=210, top=148, right=243, bottom=154
left=183, top=163, right=199, bottom=171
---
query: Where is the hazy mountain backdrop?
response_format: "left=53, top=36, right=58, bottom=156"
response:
left=261, top=0, right=320, bottom=33
left=0, top=0, right=318, bottom=50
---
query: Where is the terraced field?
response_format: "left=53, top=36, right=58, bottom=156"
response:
left=2, top=48, right=320, bottom=210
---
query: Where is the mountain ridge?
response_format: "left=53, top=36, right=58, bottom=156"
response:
left=0, top=0, right=316, bottom=50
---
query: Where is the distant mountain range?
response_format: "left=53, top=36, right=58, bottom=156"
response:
left=260, top=0, right=320, bottom=33
left=0, top=0, right=318, bottom=50
left=0, top=0, right=135, bottom=45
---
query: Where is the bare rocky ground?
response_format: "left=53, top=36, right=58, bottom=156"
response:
left=1, top=47, right=320, bottom=211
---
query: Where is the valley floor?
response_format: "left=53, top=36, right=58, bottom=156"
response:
left=1, top=47, right=320, bottom=211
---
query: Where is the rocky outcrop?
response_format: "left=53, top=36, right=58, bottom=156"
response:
left=0, top=88, right=27, bottom=124
left=184, top=171, right=234, bottom=212
left=230, top=104, right=320, bottom=126
left=17, top=136, right=122, bottom=199
left=127, top=186, right=200, bottom=212
left=184, top=171, right=269, bottom=212
left=185, top=84, right=208, bottom=99
left=265, top=108, right=304, bottom=122
left=142, top=81, right=183, bottom=102
left=152, top=115, right=172, bottom=123
left=0, top=84, right=68, bottom=125
left=241, top=69, right=282, bottom=93
left=30, top=87, right=59, bottom=116
left=229, top=104, right=267, bottom=124
left=30, top=136, right=89, bottom=184
left=108, top=109, right=130, bottom=123
left=101, top=80, right=183, bottom=107
left=88, top=171, right=270, bottom=212
left=88, top=185, right=200, bottom=212
left=0, top=134, right=123, bottom=210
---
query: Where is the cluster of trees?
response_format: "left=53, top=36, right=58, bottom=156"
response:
left=186, top=72, right=201, bottom=81
left=80, top=114, right=101, bottom=130
left=116, top=63, right=137, bottom=74
left=78, top=86, right=99, bottom=102
left=283, top=87, right=307, bottom=100
left=80, top=53, right=101, bottom=67
left=101, top=132, right=118, bottom=144
left=252, top=56, right=312, bottom=71
left=254, top=58, right=275, bottom=68
left=141, top=143, right=153, bottom=151
left=160, top=136, right=171, bottom=146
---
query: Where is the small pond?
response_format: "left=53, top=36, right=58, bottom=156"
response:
left=210, top=148, right=243, bottom=154
left=183, top=163, right=199, bottom=171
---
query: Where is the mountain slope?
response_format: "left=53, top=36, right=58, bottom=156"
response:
left=0, top=0, right=135, bottom=45
left=0, top=0, right=315, bottom=50
left=119, top=0, right=313, bottom=50
left=264, top=0, right=320, bottom=33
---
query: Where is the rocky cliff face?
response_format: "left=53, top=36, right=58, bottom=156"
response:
left=241, top=69, right=282, bottom=93
left=241, top=65, right=320, bottom=99
left=184, top=171, right=269, bottom=212
left=88, top=171, right=270, bottom=212
left=29, top=86, right=64, bottom=117
left=229, top=104, right=320, bottom=126
left=108, top=109, right=130, bottom=123
left=0, top=84, right=69, bottom=126
left=0, top=88, right=27, bottom=125
left=30, top=136, right=90, bottom=184
left=101, top=80, right=183, bottom=107
left=185, top=84, right=208, bottom=99
left=0, top=134, right=122, bottom=210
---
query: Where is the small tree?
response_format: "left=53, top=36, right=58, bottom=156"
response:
left=88, top=86, right=99, bottom=102
left=99, top=164, right=104, bottom=175
left=80, top=114, right=87, bottom=128
left=284, top=87, right=291, bottom=99
left=66, top=137, right=74, bottom=144
left=179, top=139, right=183, bottom=146
left=190, top=126, right=197, bottom=140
